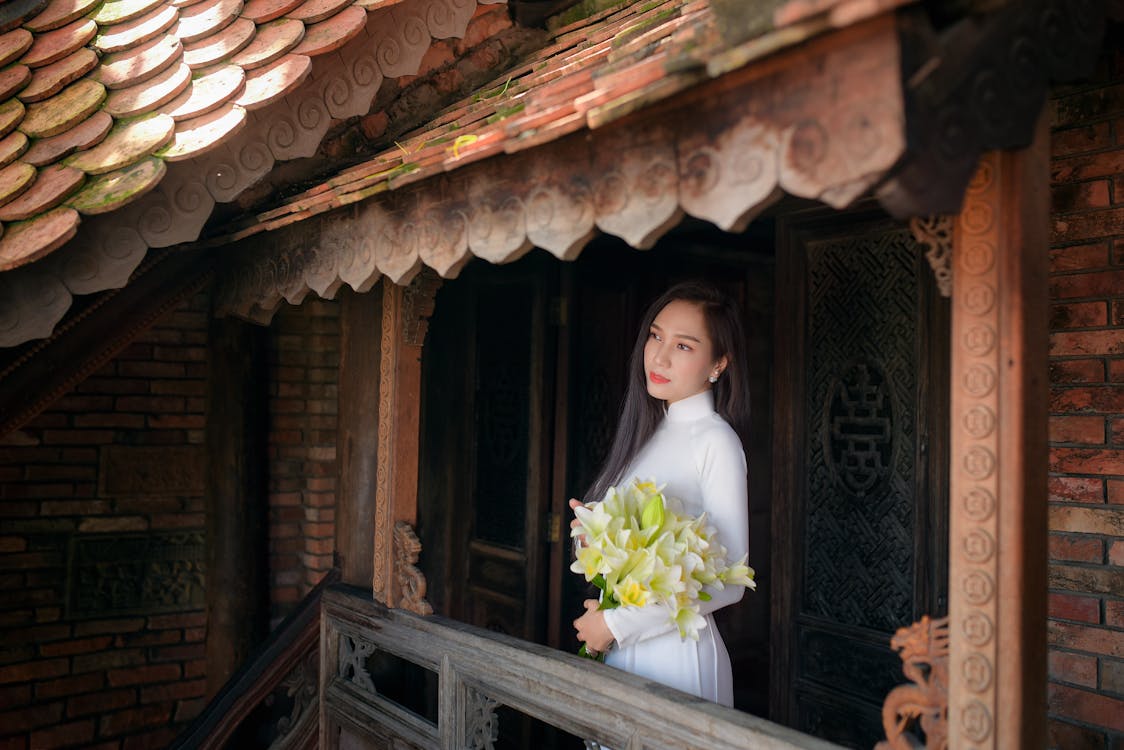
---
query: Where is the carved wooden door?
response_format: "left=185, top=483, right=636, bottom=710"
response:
left=771, top=207, right=949, bottom=748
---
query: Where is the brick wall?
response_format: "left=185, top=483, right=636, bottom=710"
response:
left=0, top=290, right=342, bottom=747
left=0, top=292, right=211, bottom=749
left=1046, top=24, right=1124, bottom=749
left=266, top=299, right=340, bottom=625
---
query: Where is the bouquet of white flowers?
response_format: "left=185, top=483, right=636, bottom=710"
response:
left=571, top=478, right=755, bottom=657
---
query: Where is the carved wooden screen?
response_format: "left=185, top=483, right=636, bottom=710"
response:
left=773, top=208, right=949, bottom=748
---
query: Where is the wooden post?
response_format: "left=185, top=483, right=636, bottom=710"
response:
left=204, top=316, right=268, bottom=697
left=336, top=287, right=381, bottom=587
left=948, top=119, right=1048, bottom=748
left=373, top=271, right=441, bottom=612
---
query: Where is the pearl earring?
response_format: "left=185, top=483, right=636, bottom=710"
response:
left=708, top=373, right=719, bottom=384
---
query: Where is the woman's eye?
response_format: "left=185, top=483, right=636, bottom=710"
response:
left=649, top=331, right=661, bottom=341
left=677, top=343, right=691, bottom=351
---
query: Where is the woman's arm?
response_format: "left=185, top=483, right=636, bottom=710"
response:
left=603, top=424, right=749, bottom=648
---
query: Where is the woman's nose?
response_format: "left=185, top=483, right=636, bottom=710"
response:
left=653, top=344, right=670, bottom=365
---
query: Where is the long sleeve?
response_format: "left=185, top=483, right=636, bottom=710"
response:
left=604, top=422, right=749, bottom=649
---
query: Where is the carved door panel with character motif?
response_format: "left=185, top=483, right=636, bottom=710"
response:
left=772, top=207, right=949, bottom=748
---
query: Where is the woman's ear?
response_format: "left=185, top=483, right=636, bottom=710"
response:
left=714, top=355, right=729, bottom=376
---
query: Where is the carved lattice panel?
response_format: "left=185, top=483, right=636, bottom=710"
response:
left=803, top=228, right=919, bottom=631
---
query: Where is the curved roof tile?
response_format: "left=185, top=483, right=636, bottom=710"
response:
left=0, top=0, right=497, bottom=281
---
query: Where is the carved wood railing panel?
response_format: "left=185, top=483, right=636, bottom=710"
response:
left=170, top=569, right=341, bottom=750
left=320, top=586, right=845, bottom=750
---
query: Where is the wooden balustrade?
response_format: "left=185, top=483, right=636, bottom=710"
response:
left=320, top=586, right=844, bottom=750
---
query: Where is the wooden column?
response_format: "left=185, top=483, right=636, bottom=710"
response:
left=948, top=120, right=1048, bottom=748
left=205, top=317, right=268, bottom=697
left=336, top=287, right=380, bottom=587
left=373, top=271, right=441, bottom=613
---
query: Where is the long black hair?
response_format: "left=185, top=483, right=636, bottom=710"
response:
left=584, top=281, right=751, bottom=504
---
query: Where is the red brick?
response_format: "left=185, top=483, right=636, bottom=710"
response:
left=24, top=464, right=97, bottom=481
left=40, top=636, right=112, bottom=657
left=72, top=414, right=146, bottom=429
left=150, top=379, right=205, bottom=395
left=118, top=630, right=181, bottom=648
left=30, top=719, right=95, bottom=748
left=1049, top=682, right=1124, bottom=732
left=1049, top=535, right=1104, bottom=564
left=152, top=644, right=204, bottom=661
left=98, top=705, right=171, bottom=737
left=73, top=618, right=145, bottom=636
left=0, top=683, right=30, bottom=709
left=76, top=377, right=149, bottom=394
left=2, top=484, right=75, bottom=500
left=146, top=612, right=206, bottom=630
left=106, top=663, right=180, bottom=687
left=0, top=536, right=27, bottom=552
left=1051, top=242, right=1112, bottom=273
left=1051, top=447, right=1124, bottom=475
left=305, top=491, right=335, bottom=508
left=72, top=648, right=145, bottom=673
left=1109, top=600, right=1124, bottom=627
left=1112, top=417, right=1124, bottom=445
left=1049, top=476, right=1106, bottom=504
left=1053, top=301, right=1112, bottom=330
left=1051, top=416, right=1107, bottom=445
left=116, top=361, right=186, bottom=378
left=1052, top=269, right=1124, bottom=300
left=35, top=672, right=104, bottom=700
left=114, top=395, right=186, bottom=413
left=1052, top=330, right=1124, bottom=357
left=1047, top=717, right=1105, bottom=750
left=1052, top=121, right=1114, bottom=156
left=38, top=430, right=115, bottom=445
left=1054, top=208, right=1124, bottom=245
left=1104, top=659, right=1124, bottom=698
left=0, top=700, right=63, bottom=732
left=1111, top=480, right=1124, bottom=504
left=184, top=627, right=205, bottom=642
left=66, top=688, right=136, bottom=717
left=1110, top=540, right=1124, bottom=566
left=148, top=513, right=203, bottom=530
left=1053, top=180, right=1113, bottom=214
left=147, top=414, right=206, bottom=429
left=53, top=395, right=114, bottom=412
left=38, top=500, right=109, bottom=516
left=1048, top=591, right=1102, bottom=623
left=1048, top=650, right=1099, bottom=687
left=304, top=537, right=334, bottom=555
left=0, top=658, right=68, bottom=684
left=1051, top=505, right=1124, bottom=535
left=1049, top=621, right=1124, bottom=658
left=78, top=517, right=148, bottom=533
left=139, top=678, right=205, bottom=703
left=121, top=726, right=177, bottom=750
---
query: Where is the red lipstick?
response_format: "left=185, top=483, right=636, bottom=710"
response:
left=649, top=372, right=669, bottom=384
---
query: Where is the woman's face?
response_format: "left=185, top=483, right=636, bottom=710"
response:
left=643, top=299, right=727, bottom=404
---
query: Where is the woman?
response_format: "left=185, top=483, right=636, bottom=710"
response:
left=571, top=280, right=752, bottom=707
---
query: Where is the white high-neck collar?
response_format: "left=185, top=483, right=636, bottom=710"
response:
left=666, top=389, right=715, bottom=423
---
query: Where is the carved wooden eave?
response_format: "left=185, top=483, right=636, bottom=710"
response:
left=212, top=0, right=1104, bottom=322
left=0, top=0, right=505, bottom=349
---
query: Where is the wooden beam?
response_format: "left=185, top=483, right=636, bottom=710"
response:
left=373, top=271, right=441, bottom=612
left=204, top=316, right=269, bottom=697
left=948, top=118, right=1048, bottom=748
left=336, top=287, right=381, bottom=587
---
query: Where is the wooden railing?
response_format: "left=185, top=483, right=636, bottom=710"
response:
left=321, top=585, right=844, bottom=750
left=171, top=569, right=340, bottom=750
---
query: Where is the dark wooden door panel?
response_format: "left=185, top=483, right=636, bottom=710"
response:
left=772, top=207, right=949, bottom=748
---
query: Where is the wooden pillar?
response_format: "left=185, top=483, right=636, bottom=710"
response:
left=948, top=119, right=1048, bottom=748
left=373, top=271, right=441, bottom=612
left=205, top=317, right=268, bottom=697
left=336, top=287, right=380, bottom=587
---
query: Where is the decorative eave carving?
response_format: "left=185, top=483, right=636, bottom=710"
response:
left=877, top=0, right=1105, bottom=218
left=910, top=215, right=953, bottom=297
left=217, top=14, right=908, bottom=321
left=0, top=0, right=505, bottom=349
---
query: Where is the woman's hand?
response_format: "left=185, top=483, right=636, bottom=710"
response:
left=573, top=599, right=614, bottom=654
left=569, top=498, right=588, bottom=548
